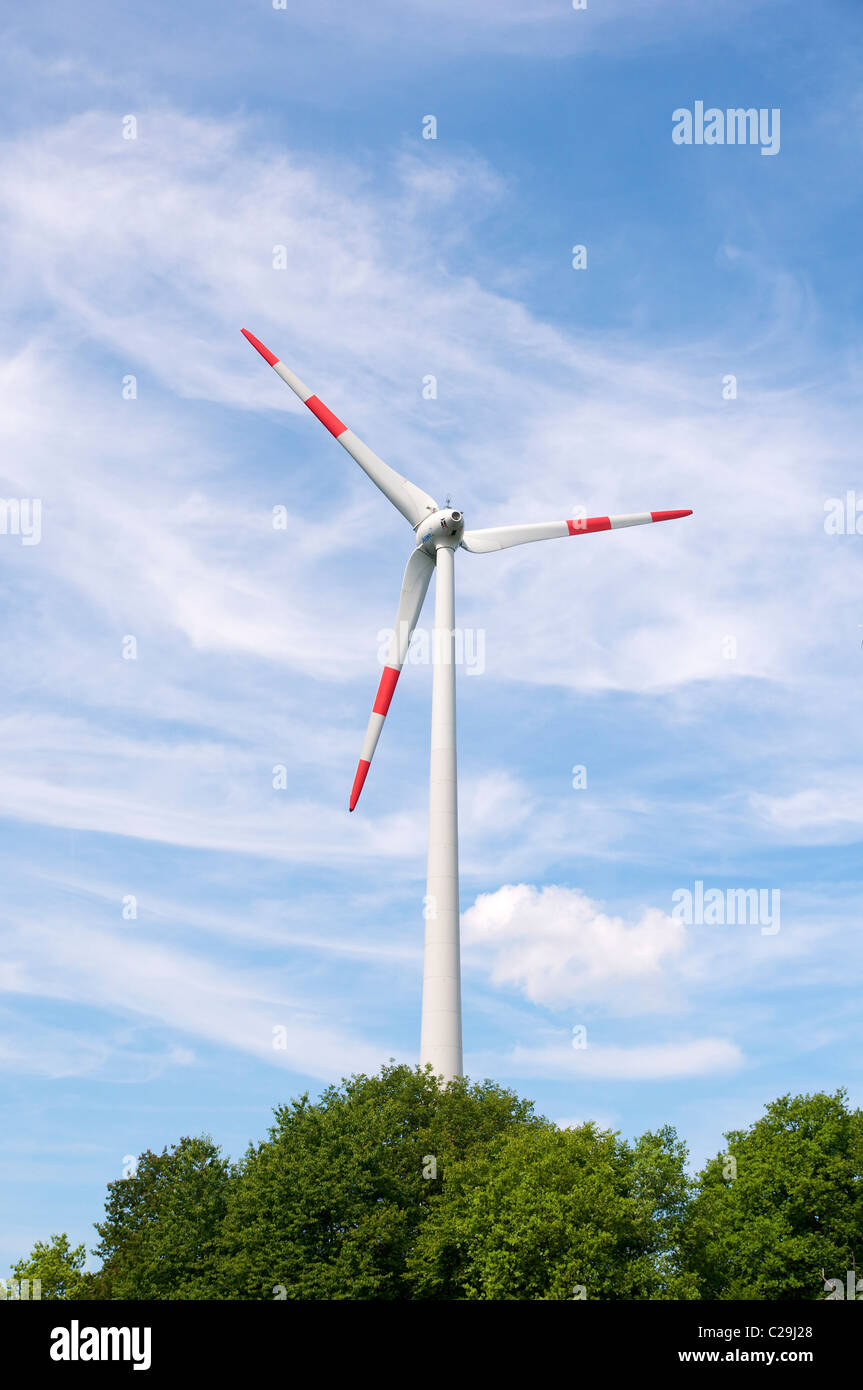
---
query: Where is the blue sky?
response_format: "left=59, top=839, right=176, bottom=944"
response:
left=2, top=0, right=863, bottom=1271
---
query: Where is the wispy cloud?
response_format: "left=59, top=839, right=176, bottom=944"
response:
left=2, top=914, right=385, bottom=1081
left=0, top=106, right=860, bottom=1097
left=487, top=1036, right=744, bottom=1081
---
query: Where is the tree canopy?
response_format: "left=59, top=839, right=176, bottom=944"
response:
left=407, top=1121, right=697, bottom=1299
left=10, top=1232, right=87, bottom=1300
left=219, top=1063, right=540, bottom=1299
left=681, top=1089, right=863, bottom=1299
left=90, top=1134, right=231, bottom=1300
left=14, top=1069, right=861, bottom=1301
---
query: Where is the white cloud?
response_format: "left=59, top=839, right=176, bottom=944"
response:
left=463, top=882, right=686, bottom=1011
left=1, top=914, right=385, bottom=1082
left=0, top=1017, right=194, bottom=1083
left=253, top=0, right=785, bottom=59
left=751, top=777, right=863, bottom=842
left=502, top=1035, right=744, bottom=1080
left=1, top=104, right=856, bottom=716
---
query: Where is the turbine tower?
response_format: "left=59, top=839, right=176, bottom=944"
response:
left=242, top=328, right=692, bottom=1083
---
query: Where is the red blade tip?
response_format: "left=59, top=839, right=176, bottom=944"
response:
left=651, top=509, right=693, bottom=522
left=241, top=328, right=279, bottom=367
left=349, top=759, right=371, bottom=812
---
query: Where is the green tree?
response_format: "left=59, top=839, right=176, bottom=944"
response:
left=11, top=1232, right=86, bottom=1299
left=91, top=1135, right=231, bottom=1300
left=218, top=1062, right=540, bottom=1299
left=25, top=1074, right=860, bottom=1302
left=406, top=1120, right=697, bottom=1300
left=683, top=1090, right=863, bottom=1299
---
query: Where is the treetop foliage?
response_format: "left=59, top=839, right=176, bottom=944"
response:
left=16, top=1068, right=861, bottom=1302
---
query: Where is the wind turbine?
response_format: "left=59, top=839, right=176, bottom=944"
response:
left=242, top=328, right=692, bottom=1083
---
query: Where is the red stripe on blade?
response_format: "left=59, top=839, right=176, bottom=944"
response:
left=372, top=666, right=400, bottom=717
left=241, top=329, right=279, bottom=367
left=567, top=515, right=611, bottom=535
left=650, top=509, right=692, bottom=523
left=349, top=759, right=371, bottom=812
left=306, top=395, right=347, bottom=437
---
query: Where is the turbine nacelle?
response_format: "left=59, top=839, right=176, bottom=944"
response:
left=418, top=508, right=464, bottom=553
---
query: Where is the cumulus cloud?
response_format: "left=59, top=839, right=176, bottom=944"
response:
left=463, top=882, right=687, bottom=1011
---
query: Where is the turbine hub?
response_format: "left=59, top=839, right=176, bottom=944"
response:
left=418, top=508, right=464, bottom=553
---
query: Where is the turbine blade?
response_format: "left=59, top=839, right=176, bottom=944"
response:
left=349, top=546, right=435, bottom=811
left=242, top=329, right=439, bottom=529
left=461, top=510, right=692, bottom=553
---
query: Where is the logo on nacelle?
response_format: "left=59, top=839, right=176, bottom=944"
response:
left=419, top=509, right=464, bottom=552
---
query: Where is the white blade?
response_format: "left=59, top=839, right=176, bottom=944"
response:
left=349, top=545, right=435, bottom=811
left=461, top=510, right=692, bottom=553
left=242, top=329, right=439, bottom=529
